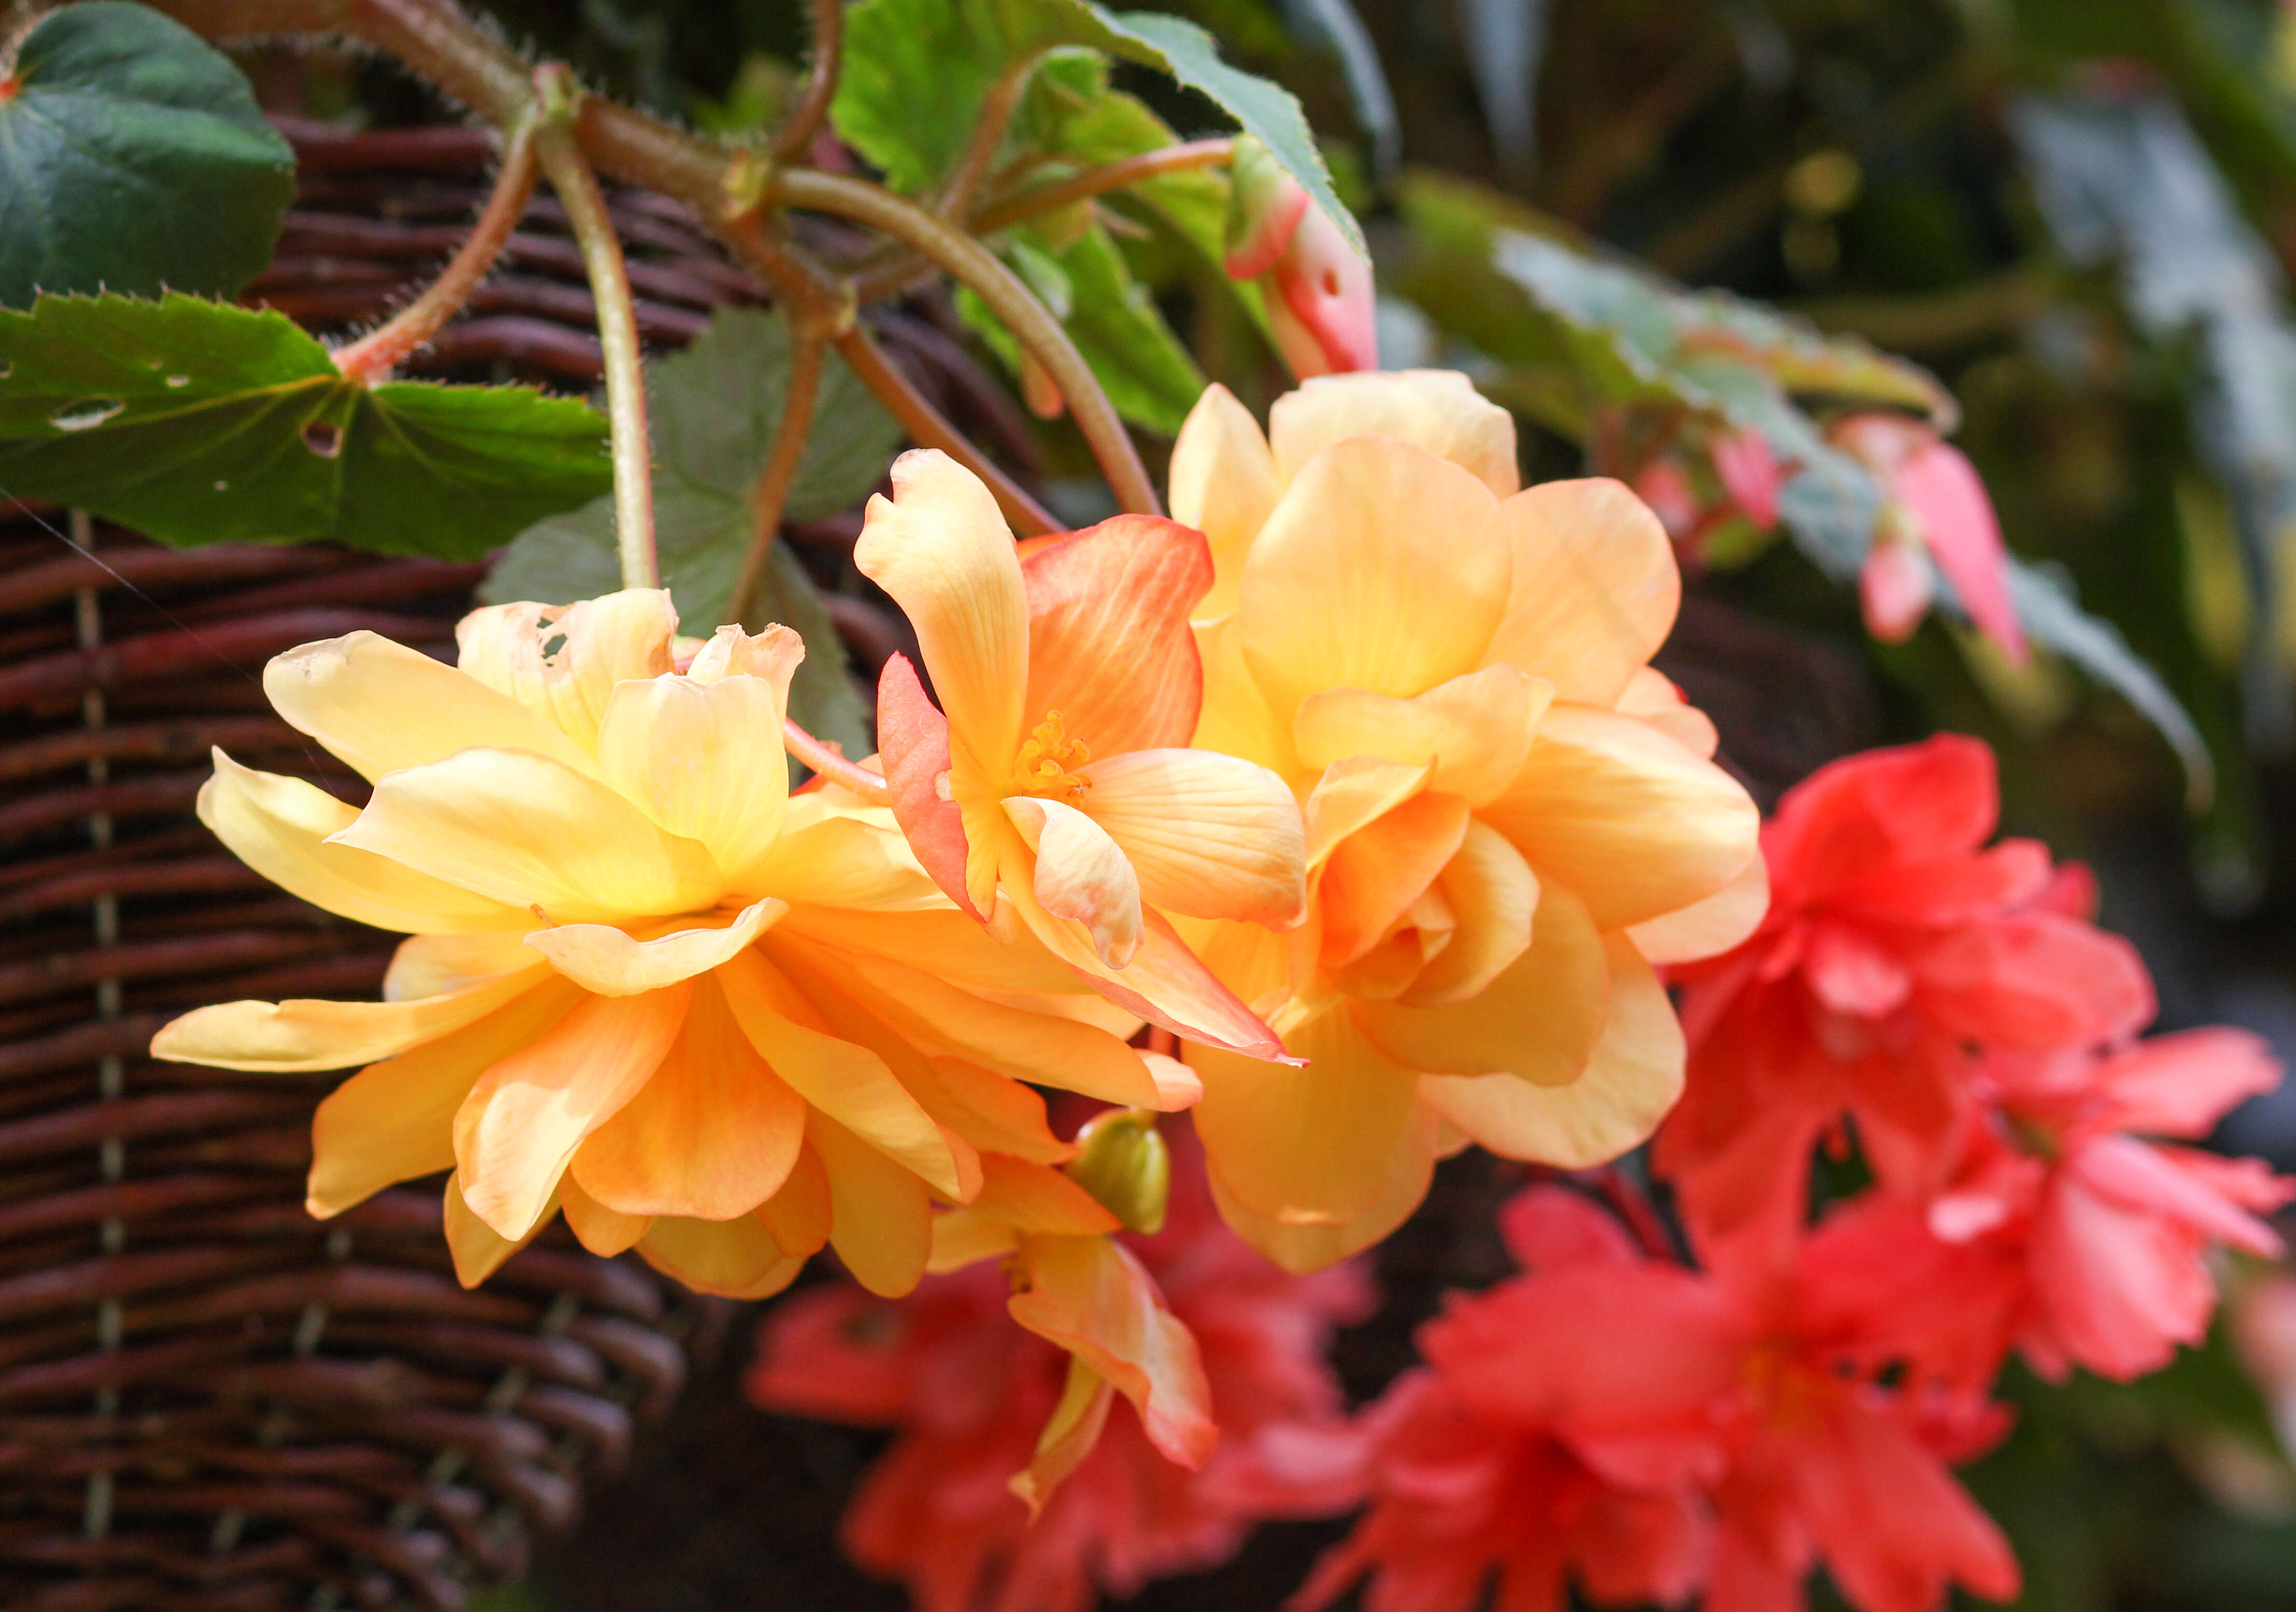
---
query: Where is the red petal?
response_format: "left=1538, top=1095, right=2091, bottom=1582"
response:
left=875, top=653, right=980, bottom=920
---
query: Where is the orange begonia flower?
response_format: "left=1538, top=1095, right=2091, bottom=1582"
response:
left=151, top=590, right=1192, bottom=1300
left=856, top=450, right=1307, bottom=1059
left=1165, top=371, right=1769, bottom=1270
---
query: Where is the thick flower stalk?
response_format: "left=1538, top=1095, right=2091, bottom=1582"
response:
left=856, top=451, right=1307, bottom=1057
left=1165, top=370, right=1766, bottom=1269
left=151, top=591, right=1193, bottom=1299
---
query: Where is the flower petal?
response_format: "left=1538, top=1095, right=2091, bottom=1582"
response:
left=1076, top=747, right=1305, bottom=927
left=570, top=975, right=806, bottom=1219
left=331, top=747, right=725, bottom=923
left=1401, top=819, right=1539, bottom=1006
left=1616, top=667, right=1718, bottom=759
left=973, top=1154, right=1124, bottom=1237
left=905, top=1057, right=1076, bottom=1163
left=453, top=983, right=692, bottom=1240
left=454, top=588, right=678, bottom=752
left=1191, top=1005, right=1424, bottom=1224
left=854, top=450, right=1029, bottom=806
left=443, top=1169, right=549, bottom=1288
left=1192, top=614, right=1300, bottom=775
left=715, top=948, right=969, bottom=1199
left=1005, top=795, right=1144, bottom=969
left=1023, top=515, right=1213, bottom=756
left=1267, top=370, right=1520, bottom=498
left=306, top=979, right=586, bottom=1217
left=523, top=898, right=785, bottom=997
left=1204, top=1101, right=1441, bottom=1273
left=1480, top=706, right=1761, bottom=931
left=200, top=753, right=531, bottom=933
left=636, top=1213, right=807, bottom=1300
left=383, top=932, right=542, bottom=1002
left=265, top=630, right=599, bottom=784
left=749, top=796, right=947, bottom=912
left=1302, top=754, right=1433, bottom=870
left=1170, top=382, right=1279, bottom=621
left=756, top=1141, right=834, bottom=1260
left=1008, top=1232, right=1217, bottom=1468
left=872, top=652, right=986, bottom=919
left=1318, top=791, right=1471, bottom=969
left=1479, top=479, right=1679, bottom=706
left=1293, top=665, right=1552, bottom=808
left=151, top=963, right=549, bottom=1074
left=1352, top=879, right=1608, bottom=1082
left=1418, top=934, right=1685, bottom=1168
left=1624, top=848, right=1770, bottom=965
left=811, top=1111, right=935, bottom=1297
left=560, top=1172, right=652, bottom=1256
left=1011, top=1357, right=1118, bottom=1517
left=1240, top=437, right=1509, bottom=719
left=596, top=648, right=793, bottom=883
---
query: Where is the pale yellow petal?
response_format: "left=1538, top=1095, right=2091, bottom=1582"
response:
left=1170, top=381, right=1279, bottom=621
left=1418, top=934, right=1683, bottom=1168
left=524, top=898, right=784, bottom=996
left=1005, top=795, right=1144, bottom=970
left=1205, top=1100, right=1441, bottom=1273
left=443, top=1169, right=550, bottom=1288
left=264, top=630, right=598, bottom=784
left=306, top=979, right=585, bottom=1216
left=1076, top=748, right=1304, bottom=927
left=383, top=932, right=547, bottom=1002
left=1616, top=667, right=1718, bottom=759
left=1240, top=437, right=1509, bottom=719
left=452, top=983, right=691, bottom=1240
left=1401, top=819, right=1539, bottom=1006
left=331, top=747, right=725, bottom=924
left=1626, top=847, right=1771, bottom=965
left=1190, top=1005, right=1423, bottom=1225
left=745, top=798, right=945, bottom=911
left=686, top=621, right=803, bottom=685
left=1351, top=879, right=1607, bottom=1083
left=811, top=1111, right=934, bottom=1297
left=596, top=664, right=790, bottom=883
left=853, top=450, right=1029, bottom=804
left=1191, top=615, right=1300, bottom=776
left=1267, top=370, right=1519, bottom=498
left=454, top=588, right=678, bottom=752
left=1292, top=666, right=1553, bottom=808
left=152, top=963, right=548, bottom=1074
left=1480, top=705, right=1761, bottom=931
left=200, top=753, right=530, bottom=934
left=1479, top=479, right=1678, bottom=706
left=636, top=1213, right=806, bottom=1300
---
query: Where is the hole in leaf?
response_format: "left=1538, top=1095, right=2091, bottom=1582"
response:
left=50, top=397, right=123, bottom=431
left=302, top=421, right=344, bottom=458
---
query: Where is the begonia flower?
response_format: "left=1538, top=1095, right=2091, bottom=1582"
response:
left=152, top=591, right=1192, bottom=1300
left=1832, top=413, right=2025, bottom=661
left=1223, top=135, right=1377, bottom=379
left=856, top=451, right=1306, bottom=1058
left=1661, top=733, right=2153, bottom=1247
left=750, top=1118, right=1371, bottom=1612
left=1163, top=371, right=1766, bottom=1268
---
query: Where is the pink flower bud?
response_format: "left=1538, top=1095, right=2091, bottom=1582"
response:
left=1223, top=138, right=1376, bottom=379
left=1834, top=412, right=2025, bottom=661
left=1859, top=537, right=1933, bottom=643
left=1710, top=425, right=1782, bottom=531
left=1633, top=457, right=1700, bottom=542
left=1223, top=137, right=1310, bottom=281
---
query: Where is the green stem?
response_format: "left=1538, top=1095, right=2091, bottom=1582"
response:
left=770, top=0, right=844, bottom=162
left=968, top=138, right=1235, bottom=234
left=726, top=332, right=825, bottom=629
left=534, top=69, right=657, bottom=591
left=333, top=114, right=539, bottom=383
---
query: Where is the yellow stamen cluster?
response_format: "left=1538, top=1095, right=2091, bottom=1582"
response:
left=1014, top=710, right=1091, bottom=800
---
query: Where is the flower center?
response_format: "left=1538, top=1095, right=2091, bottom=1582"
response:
left=1013, top=710, right=1091, bottom=801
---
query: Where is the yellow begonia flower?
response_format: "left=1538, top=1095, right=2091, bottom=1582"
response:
left=1167, top=372, right=1770, bottom=1270
left=151, top=590, right=1194, bottom=1300
left=855, top=450, right=1307, bottom=1060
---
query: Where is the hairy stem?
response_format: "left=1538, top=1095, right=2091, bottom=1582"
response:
left=534, top=70, right=657, bottom=589
left=832, top=324, right=1061, bottom=537
left=770, top=0, right=844, bottom=162
left=784, top=718, right=893, bottom=803
left=333, top=115, right=539, bottom=383
left=726, top=334, right=825, bottom=629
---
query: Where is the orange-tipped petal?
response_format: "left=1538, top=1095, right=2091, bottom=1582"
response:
left=1292, top=665, right=1553, bottom=807
left=1076, top=747, right=1305, bottom=927
left=1005, top=795, right=1145, bottom=970
left=1318, top=792, right=1471, bottom=969
left=1480, top=479, right=1680, bottom=707
left=443, top=1169, right=549, bottom=1288
left=1267, top=371, right=1519, bottom=499
left=875, top=653, right=984, bottom=919
left=560, top=1171, right=652, bottom=1256
left=523, top=899, right=784, bottom=997
left=454, top=589, right=677, bottom=753
left=1401, top=819, right=1540, bottom=1006
left=1022, top=515, right=1213, bottom=756
left=1170, top=384, right=1279, bottom=620
left=812, top=1111, right=934, bottom=1297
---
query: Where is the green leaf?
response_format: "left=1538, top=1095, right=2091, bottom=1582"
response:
left=0, top=293, right=613, bottom=556
left=830, top=0, right=1358, bottom=253
left=0, top=2, right=295, bottom=307
left=485, top=307, right=895, bottom=758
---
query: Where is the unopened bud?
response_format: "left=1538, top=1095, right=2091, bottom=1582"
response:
left=1223, top=136, right=1310, bottom=280
left=1064, top=1108, right=1170, bottom=1235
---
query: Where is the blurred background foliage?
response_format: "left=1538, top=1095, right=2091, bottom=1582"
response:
left=277, top=0, right=2296, bottom=1606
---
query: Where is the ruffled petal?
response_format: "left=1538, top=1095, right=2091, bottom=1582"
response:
left=330, top=746, right=725, bottom=924
left=1318, top=791, right=1470, bottom=968
left=1170, top=382, right=1279, bottom=620
left=1005, top=795, right=1145, bottom=969
left=523, top=898, right=785, bottom=996
left=1418, top=934, right=1685, bottom=1168
left=1205, top=1100, right=1442, bottom=1273
left=596, top=638, right=793, bottom=883
left=1401, top=819, right=1539, bottom=1006
left=1022, top=515, right=1213, bottom=756
left=1191, top=1005, right=1424, bottom=1224
left=1293, top=665, right=1552, bottom=808
left=1239, top=437, right=1509, bottom=720
left=454, top=588, right=677, bottom=752
left=635, top=1212, right=807, bottom=1300
left=811, top=1111, right=935, bottom=1297
left=1267, top=370, right=1520, bottom=498
left=265, top=629, right=599, bottom=784
left=853, top=450, right=1029, bottom=804
left=151, top=963, right=549, bottom=1074
left=1479, top=479, right=1679, bottom=707
left=1480, top=706, right=1760, bottom=931
left=1352, top=879, right=1608, bottom=1082
left=452, top=983, right=691, bottom=1239
left=1076, top=747, right=1304, bottom=927
left=903, top=1057, right=1076, bottom=1162
left=570, top=975, right=806, bottom=1218
left=1303, top=755, right=1433, bottom=870
left=755, top=1141, right=834, bottom=1260
left=200, top=754, right=531, bottom=933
